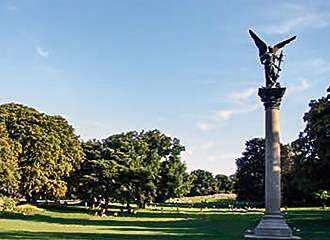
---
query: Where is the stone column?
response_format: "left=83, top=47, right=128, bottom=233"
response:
left=245, top=87, right=300, bottom=240
left=261, top=87, right=284, bottom=215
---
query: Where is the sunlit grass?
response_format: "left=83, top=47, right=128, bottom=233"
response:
left=0, top=205, right=329, bottom=240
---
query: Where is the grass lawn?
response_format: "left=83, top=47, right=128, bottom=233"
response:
left=0, top=205, right=329, bottom=240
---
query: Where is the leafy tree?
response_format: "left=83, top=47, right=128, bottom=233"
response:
left=102, top=131, right=158, bottom=208
left=235, top=138, right=292, bottom=202
left=70, top=130, right=190, bottom=208
left=215, top=174, right=234, bottom=193
left=280, top=143, right=302, bottom=205
left=0, top=103, right=84, bottom=201
left=156, top=157, right=192, bottom=202
left=0, top=123, right=21, bottom=196
left=291, top=86, right=330, bottom=199
left=140, top=130, right=192, bottom=203
left=235, top=138, right=265, bottom=202
left=67, top=139, right=115, bottom=203
left=189, top=169, right=218, bottom=196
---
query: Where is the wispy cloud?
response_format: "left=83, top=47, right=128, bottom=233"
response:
left=207, top=153, right=238, bottom=163
left=207, top=155, right=217, bottom=162
left=215, top=104, right=259, bottom=123
left=196, top=87, right=260, bottom=130
left=199, top=142, right=216, bottom=150
left=7, top=1, right=17, bottom=12
left=287, top=79, right=311, bottom=96
left=288, top=57, right=330, bottom=87
left=259, top=4, right=329, bottom=34
left=197, top=122, right=215, bottom=131
left=229, top=88, right=256, bottom=104
left=263, top=14, right=328, bottom=34
left=36, top=47, right=49, bottom=58
left=215, top=110, right=235, bottom=121
left=305, top=58, right=330, bottom=74
left=215, top=87, right=260, bottom=122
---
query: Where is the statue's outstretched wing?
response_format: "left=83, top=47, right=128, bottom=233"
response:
left=273, top=36, right=296, bottom=53
left=249, top=29, right=267, bottom=57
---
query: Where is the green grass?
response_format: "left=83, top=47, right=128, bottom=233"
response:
left=0, top=205, right=329, bottom=240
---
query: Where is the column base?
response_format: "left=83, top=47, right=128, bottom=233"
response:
left=244, top=214, right=300, bottom=240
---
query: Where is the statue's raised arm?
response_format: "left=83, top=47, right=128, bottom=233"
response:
left=249, top=29, right=296, bottom=88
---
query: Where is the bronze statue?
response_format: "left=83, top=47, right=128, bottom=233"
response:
left=249, top=29, right=296, bottom=88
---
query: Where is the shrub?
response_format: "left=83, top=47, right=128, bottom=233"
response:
left=0, top=197, right=17, bottom=212
left=16, top=204, right=45, bottom=215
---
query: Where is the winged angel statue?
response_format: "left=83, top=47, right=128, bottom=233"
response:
left=249, top=29, right=296, bottom=88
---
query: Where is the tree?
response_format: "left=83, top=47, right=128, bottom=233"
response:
left=102, top=131, right=159, bottom=208
left=0, top=122, right=21, bottom=196
left=235, top=138, right=265, bottom=202
left=189, top=169, right=218, bottom=196
left=67, top=139, right=115, bottom=204
left=234, top=138, right=292, bottom=202
left=70, top=130, right=190, bottom=208
left=0, top=103, right=84, bottom=201
left=215, top=174, right=234, bottom=193
left=291, top=86, right=330, bottom=199
left=156, top=157, right=192, bottom=202
left=141, top=130, right=192, bottom=203
left=280, top=143, right=302, bottom=205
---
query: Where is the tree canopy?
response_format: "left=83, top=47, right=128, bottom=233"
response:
left=189, top=169, right=218, bottom=196
left=215, top=174, right=234, bottom=193
left=70, top=129, right=191, bottom=208
left=235, top=138, right=265, bottom=202
left=291, top=86, right=330, bottom=200
left=0, top=103, right=84, bottom=200
left=0, top=122, right=21, bottom=196
left=235, top=138, right=293, bottom=203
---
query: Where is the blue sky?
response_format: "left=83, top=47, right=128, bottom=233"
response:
left=1, top=0, right=329, bottom=175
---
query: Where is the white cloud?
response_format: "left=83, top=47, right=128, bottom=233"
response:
left=36, top=47, right=49, bottom=58
left=300, top=79, right=310, bottom=90
left=207, top=153, right=239, bottom=163
left=215, top=110, right=235, bottom=121
left=197, top=122, right=215, bottom=131
left=287, top=57, right=330, bottom=92
left=196, top=87, right=260, bottom=129
left=258, top=3, right=329, bottom=35
left=207, top=155, right=217, bottom=162
left=306, top=58, right=330, bottom=74
left=214, top=104, right=259, bottom=123
left=199, top=142, right=216, bottom=150
left=263, top=14, right=328, bottom=34
left=229, top=88, right=256, bottom=104
left=287, top=79, right=311, bottom=96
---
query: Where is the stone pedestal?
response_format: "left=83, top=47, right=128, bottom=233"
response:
left=245, top=214, right=300, bottom=239
left=244, top=87, right=300, bottom=240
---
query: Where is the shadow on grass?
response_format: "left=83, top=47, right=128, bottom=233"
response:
left=287, top=212, right=330, bottom=240
left=0, top=210, right=259, bottom=240
left=0, top=231, right=211, bottom=240
left=0, top=211, right=199, bottom=227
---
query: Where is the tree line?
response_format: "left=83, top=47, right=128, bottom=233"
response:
left=235, top=86, right=330, bottom=205
left=0, top=103, right=233, bottom=209
left=0, top=85, right=328, bottom=207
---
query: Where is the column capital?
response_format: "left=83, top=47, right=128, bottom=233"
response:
left=258, top=87, right=286, bottom=109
